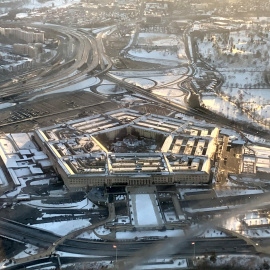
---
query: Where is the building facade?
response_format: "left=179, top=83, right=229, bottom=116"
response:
left=34, top=109, right=219, bottom=190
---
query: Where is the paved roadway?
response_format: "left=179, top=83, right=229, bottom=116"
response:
left=106, top=73, right=270, bottom=139
left=0, top=17, right=269, bottom=270
left=0, top=218, right=257, bottom=258
left=1, top=237, right=256, bottom=270
left=57, top=237, right=255, bottom=257
left=1, top=22, right=268, bottom=141
left=0, top=24, right=99, bottom=100
left=179, top=192, right=270, bottom=213
left=0, top=218, right=59, bottom=249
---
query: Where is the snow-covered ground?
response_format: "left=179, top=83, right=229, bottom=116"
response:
left=153, top=87, right=186, bottom=106
left=111, top=68, right=188, bottom=106
left=24, top=198, right=95, bottom=209
left=197, top=28, right=269, bottom=68
left=129, top=194, right=163, bottom=227
left=128, top=49, right=178, bottom=61
left=197, top=254, right=270, bottom=270
left=48, top=189, right=67, bottom=197
left=40, top=213, right=83, bottom=218
left=16, top=13, right=29, bottom=19
left=201, top=94, right=257, bottom=124
left=135, top=194, right=159, bottom=226
left=30, top=179, right=50, bottom=186
left=14, top=244, right=39, bottom=259
left=230, top=175, right=270, bottom=186
left=0, top=102, right=16, bottom=110
left=137, top=33, right=179, bottom=47
left=242, top=228, right=270, bottom=238
left=244, top=133, right=270, bottom=145
left=215, top=189, right=263, bottom=197
left=116, top=229, right=184, bottom=240
left=124, top=78, right=155, bottom=89
left=0, top=167, right=8, bottom=187
left=56, top=251, right=108, bottom=258
left=96, top=84, right=127, bottom=95
left=120, top=94, right=143, bottom=104
left=178, top=188, right=211, bottom=199
left=77, top=231, right=101, bottom=240
left=219, top=71, right=270, bottom=122
left=221, top=70, right=267, bottom=89
left=126, top=49, right=181, bottom=66
left=110, top=67, right=187, bottom=78
left=196, top=25, right=270, bottom=126
left=28, top=76, right=100, bottom=101
left=21, top=0, right=80, bottom=10
left=248, top=145, right=270, bottom=158
left=152, top=88, right=184, bottom=97
left=31, top=218, right=91, bottom=236
left=128, top=31, right=188, bottom=66
left=148, top=75, right=187, bottom=86
left=95, top=225, right=111, bottom=236
left=197, top=228, right=228, bottom=238
left=133, top=258, right=187, bottom=269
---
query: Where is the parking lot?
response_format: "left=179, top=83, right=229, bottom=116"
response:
left=0, top=91, right=120, bottom=133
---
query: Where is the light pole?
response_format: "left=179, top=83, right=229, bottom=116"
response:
left=113, top=245, right=118, bottom=262
left=192, top=242, right=196, bottom=260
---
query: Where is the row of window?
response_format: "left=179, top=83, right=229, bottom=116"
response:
left=68, top=175, right=208, bottom=186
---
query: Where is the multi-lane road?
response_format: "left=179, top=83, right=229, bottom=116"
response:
left=0, top=18, right=269, bottom=270
left=0, top=24, right=99, bottom=101
left=0, top=217, right=257, bottom=270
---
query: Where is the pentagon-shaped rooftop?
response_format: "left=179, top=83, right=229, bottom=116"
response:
left=34, top=109, right=219, bottom=190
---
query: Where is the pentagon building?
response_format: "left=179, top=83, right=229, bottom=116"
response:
left=34, top=109, right=219, bottom=190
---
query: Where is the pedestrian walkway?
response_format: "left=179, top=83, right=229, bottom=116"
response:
left=172, top=194, right=185, bottom=220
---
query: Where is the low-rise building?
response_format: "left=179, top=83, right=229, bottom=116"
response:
left=13, top=43, right=43, bottom=58
left=0, top=27, right=45, bottom=43
left=34, top=109, right=219, bottom=190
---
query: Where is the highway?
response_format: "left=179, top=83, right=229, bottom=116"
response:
left=0, top=218, right=257, bottom=259
left=0, top=22, right=268, bottom=141
left=2, top=237, right=256, bottom=270
left=57, top=237, right=255, bottom=257
left=0, top=14, right=269, bottom=270
left=0, top=24, right=100, bottom=101
left=0, top=218, right=59, bottom=248
left=104, top=72, right=270, bottom=139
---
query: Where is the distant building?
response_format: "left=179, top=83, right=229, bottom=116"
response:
left=0, top=27, right=45, bottom=43
left=146, top=16, right=162, bottom=24
left=13, top=43, right=43, bottom=58
left=0, top=53, right=32, bottom=74
left=34, top=109, right=219, bottom=190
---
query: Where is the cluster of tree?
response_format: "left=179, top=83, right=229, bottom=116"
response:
left=195, top=253, right=270, bottom=270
